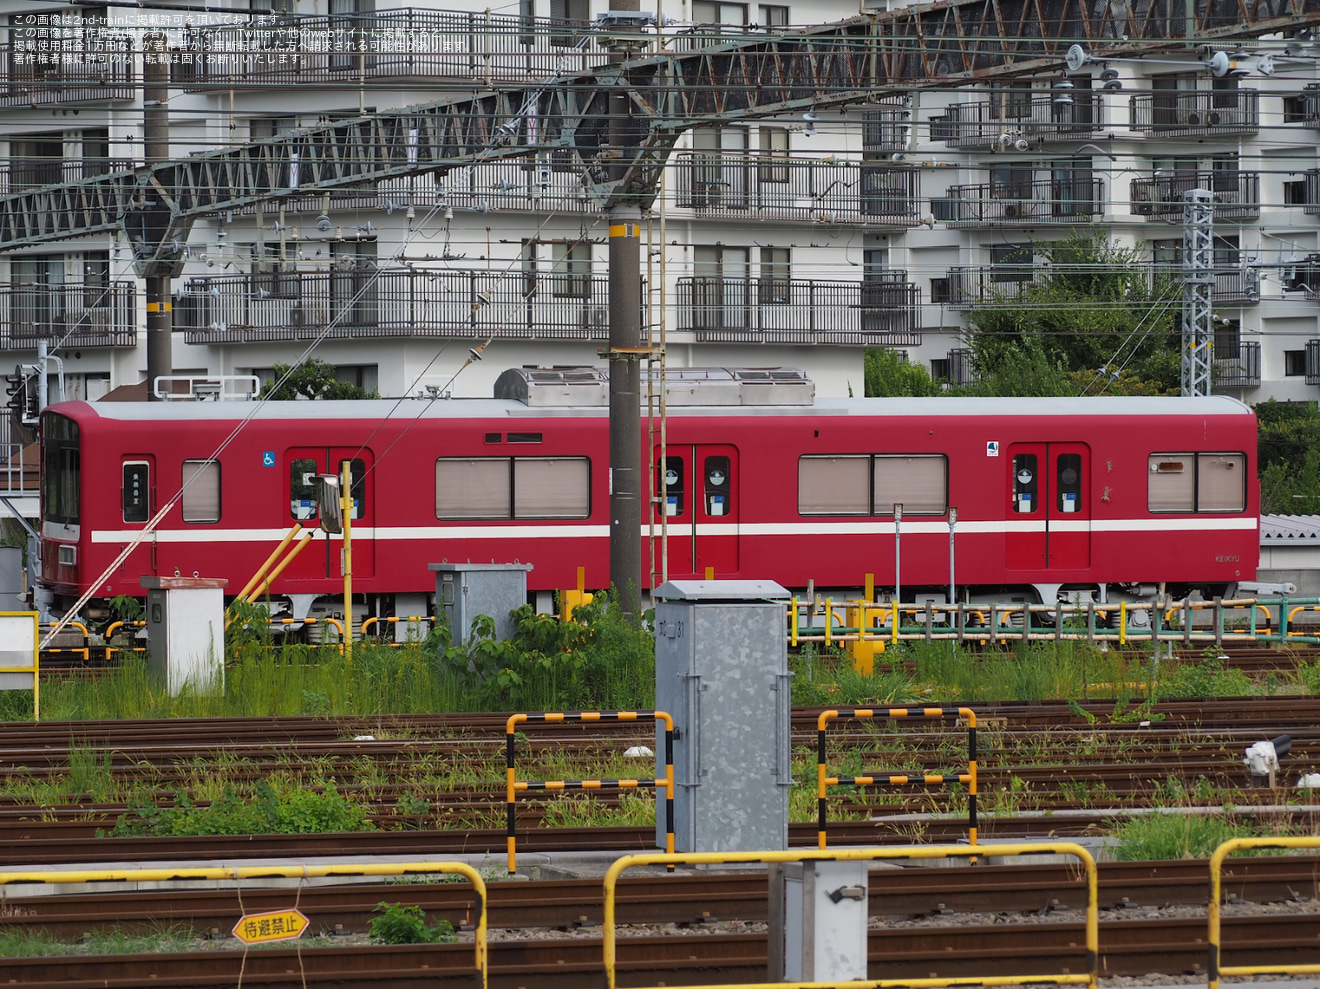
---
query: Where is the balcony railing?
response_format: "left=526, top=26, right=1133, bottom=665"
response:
left=175, top=268, right=639, bottom=345
left=0, top=283, right=137, bottom=349
left=1129, top=90, right=1259, bottom=137
left=946, top=265, right=1258, bottom=307
left=173, top=8, right=612, bottom=91
left=672, top=154, right=920, bottom=226
left=862, top=105, right=913, bottom=154
left=930, top=95, right=1104, bottom=149
left=1130, top=171, right=1260, bottom=222
left=675, top=274, right=921, bottom=346
left=1, top=37, right=136, bottom=107
left=1212, top=342, right=1260, bottom=389
left=938, top=178, right=1104, bottom=227
left=231, top=165, right=601, bottom=218
left=0, top=159, right=134, bottom=197
left=1308, top=340, right=1320, bottom=386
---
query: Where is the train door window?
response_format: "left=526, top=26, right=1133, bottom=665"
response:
left=336, top=459, right=366, bottom=520
left=290, top=458, right=319, bottom=521
left=704, top=455, right=731, bottom=516
left=513, top=457, right=590, bottom=518
left=122, top=462, right=150, bottom=523
left=659, top=457, right=685, bottom=516
left=435, top=458, right=511, bottom=519
left=1012, top=454, right=1039, bottom=513
left=1197, top=453, right=1245, bottom=512
left=181, top=460, right=221, bottom=524
left=873, top=454, right=947, bottom=515
left=1056, top=453, right=1083, bottom=513
left=798, top=455, right=868, bottom=515
left=1148, top=454, right=1195, bottom=512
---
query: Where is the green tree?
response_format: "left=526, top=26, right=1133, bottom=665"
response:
left=962, top=228, right=1182, bottom=397
left=261, top=359, right=375, bottom=400
left=1255, top=400, right=1320, bottom=514
left=863, top=348, right=941, bottom=397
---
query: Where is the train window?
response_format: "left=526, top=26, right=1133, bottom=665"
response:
left=508, top=432, right=543, bottom=444
left=704, top=455, right=731, bottom=516
left=290, top=458, right=319, bottom=521
left=336, top=459, right=367, bottom=520
left=42, top=413, right=80, bottom=526
left=122, top=462, right=150, bottom=523
left=873, top=454, right=947, bottom=515
left=485, top=433, right=502, bottom=444
left=513, top=458, right=590, bottom=518
left=659, top=457, right=685, bottom=517
left=798, top=456, right=868, bottom=515
left=1147, top=454, right=1195, bottom=512
left=1056, top=454, right=1083, bottom=513
left=1197, top=453, right=1245, bottom=512
left=435, top=458, right=512, bottom=519
left=1012, top=454, right=1039, bottom=514
left=181, top=460, right=221, bottom=524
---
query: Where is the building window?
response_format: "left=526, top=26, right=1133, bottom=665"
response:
left=552, top=242, right=592, bottom=299
left=930, top=357, right=951, bottom=382
left=990, top=242, right=1033, bottom=283
left=758, top=127, right=789, bottom=183
left=758, top=247, right=790, bottom=304
left=181, top=460, right=221, bottom=524
left=550, top=0, right=589, bottom=46
left=757, top=4, right=788, bottom=26
left=1285, top=350, right=1307, bottom=376
left=693, top=0, right=748, bottom=27
left=10, top=136, right=63, bottom=190
left=1284, top=180, right=1309, bottom=206
left=929, top=278, right=951, bottom=304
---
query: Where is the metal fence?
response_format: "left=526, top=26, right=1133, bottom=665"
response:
left=1130, top=171, right=1261, bottom=221
left=1129, top=89, right=1259, bottom=137
left=1212, top=341, right=1260, bottom=388
left=0, top=38, right=136, bottom=107
left=946, top=264, right=1257, bottom=308
left=173, top=8, right=612, bottom=91
left=938, top=178, right=1104, bottom=226
left=931, top=94, right=1104, bottom=148
left=176, top=267, right=635, bottom=344
left=0, top=282, right=137, bottom=350
left=675, top=274, right=921, bottom=346
left=672, top=154, right=919, bottom=225
left=1308, top=340, right=1320, bottom=386
left=0, top=159, right=134, bottom=197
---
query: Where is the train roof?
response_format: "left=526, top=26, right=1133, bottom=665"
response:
left=48, top=394, right=1254, bottom=423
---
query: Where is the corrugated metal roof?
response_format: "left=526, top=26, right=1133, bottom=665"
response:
left=1261, top=515, right=1320, bottom=543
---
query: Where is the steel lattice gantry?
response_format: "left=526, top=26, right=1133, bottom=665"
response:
left=3, top=0, right=1320, bottom=273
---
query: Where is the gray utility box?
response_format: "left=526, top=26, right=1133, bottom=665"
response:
left=769, top=860, right=869, bottom=982
left=141, top=576, right=227, bottom=696
left=654, top=580, right=792, bottom=853
left=430, top=563, right=533, bottom=645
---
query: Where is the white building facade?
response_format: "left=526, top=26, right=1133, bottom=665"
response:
left=1, top=0, right=1318, bottom=410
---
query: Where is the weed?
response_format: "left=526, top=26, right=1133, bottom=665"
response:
left=368, top=903, right=455, bottom=945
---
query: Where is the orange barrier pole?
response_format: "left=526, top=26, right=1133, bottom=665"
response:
left=234, top=523, right=304, bottom=603
left=245, top=531, right=316, bottom=603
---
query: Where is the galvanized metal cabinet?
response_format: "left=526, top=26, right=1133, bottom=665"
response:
left=653, top=580, right=791, bottom=853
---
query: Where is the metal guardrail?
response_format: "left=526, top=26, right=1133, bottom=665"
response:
left=675, top=275, right=921, bottom=346
left=1212, top=342, right=1261, bottom=388
left=0, top=37, right=136, bottom=106
left=1129, top=89, right=1259, bottom=137
left=788, top=596, right=1320, bottom=649
left=944, top=264, right=1255, bottom=307
left=0, top=282, right=137, bottom=350
left=672, top=153, right=920, bottom=226
left=1130, top=171, right=1261, bottom=221
left=932, top=94, right=1105, bottom=148
left=939, top=178, right=1104, bottom=226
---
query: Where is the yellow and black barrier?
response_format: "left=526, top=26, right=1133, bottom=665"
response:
left=505, top=710, right=674, bottom=875
left=360, top=615, right=433, bottom=644
left=602, top=843, right=1098, bottom=989
left=40, top=620, right=89, bottom=665
left=1208, top=835, right=1320, bottom=988
left=0, top=860, right=488, bottom=988
left=817, top=707, right=977, bottom=850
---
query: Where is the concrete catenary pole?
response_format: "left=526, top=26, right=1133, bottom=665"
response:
left=143, top=32, right=173, bottom=400
left=605, top=2, right=645, bottom=618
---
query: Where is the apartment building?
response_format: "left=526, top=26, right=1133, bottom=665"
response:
left=1, top=0, right=1318, bottom=411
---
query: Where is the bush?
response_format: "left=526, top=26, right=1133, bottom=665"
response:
left=110, top=781, right=374, bottom=837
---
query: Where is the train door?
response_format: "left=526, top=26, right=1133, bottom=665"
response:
left=286, top=447, right=375, bottom=580
left=1006, top=442, right=1090, bottom=571
left=653, top=445, right=739, bottom=578
left=120, top=455, right=157, bottom=576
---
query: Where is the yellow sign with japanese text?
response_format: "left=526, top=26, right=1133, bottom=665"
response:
left=232, top=909, right=309, bottom=944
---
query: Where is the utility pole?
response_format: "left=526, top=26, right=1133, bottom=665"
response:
left=602, top=2, right=649, bottom=619
left=142, top=32, right=173, bottom=400
left=1180, top=188, right=1214, bottom=397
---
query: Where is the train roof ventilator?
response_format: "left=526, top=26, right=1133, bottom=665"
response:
left=494, top=366, right=815, bottom=407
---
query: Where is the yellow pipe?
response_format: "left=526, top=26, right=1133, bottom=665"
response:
left=235, top=523, right=303, bottom=603
left=341, top=460, right=353, bottom=671
left=245, top=531, right=316, bottom=603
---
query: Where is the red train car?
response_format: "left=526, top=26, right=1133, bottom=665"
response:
left=37, top=368, right=1259, bottom=624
